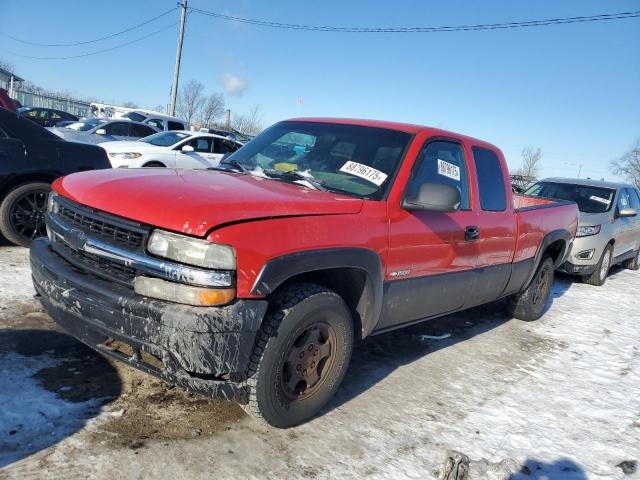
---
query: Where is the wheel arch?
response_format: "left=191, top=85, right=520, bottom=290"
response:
left=523, top=229, right=573, bottom=290
left=0, top=173, right=58, bottom=201
left=251, top=248, right=384, bottom=340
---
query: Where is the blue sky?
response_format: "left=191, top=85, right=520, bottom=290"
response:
left=1, top=0, right=639, bottom=179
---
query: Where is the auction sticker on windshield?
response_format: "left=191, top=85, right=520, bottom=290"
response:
left=437, top=159, right=460, bottom=181
left=590, top=195, right=611, bottom=205
left=339, top=161, right=388, bottom=186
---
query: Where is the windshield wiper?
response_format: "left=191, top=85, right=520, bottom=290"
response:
left=214, top=158, right=249, bottom=174
left=263, top=169, right=326, bottom=191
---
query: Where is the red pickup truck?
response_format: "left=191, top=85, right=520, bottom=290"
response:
left=31, top=118, right=578, bottom=427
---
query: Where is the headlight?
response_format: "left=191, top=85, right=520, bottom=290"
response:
left=147, top=229, right=236, bottom=269
left=47, top=191, right=59, bottom=214
left=108, top=152, right=141, bottom=159
left=576, top=225, right=601, bottom=237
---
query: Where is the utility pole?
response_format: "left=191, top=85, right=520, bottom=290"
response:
left=168, top=0, right=187, bottom=117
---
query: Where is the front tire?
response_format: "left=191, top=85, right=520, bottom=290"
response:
left=239, top=283, right=354, bottom=428
left=583, top=245, right=612, bottom=286
left=507, top=255, right=554, bottom=321
left=0, top=182, right=51, bottom=247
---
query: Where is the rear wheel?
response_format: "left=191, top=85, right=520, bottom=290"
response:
left=622, top=249, right=639, bottom=270
left=0, top=182, right=51, bottom=247
left=507, top=255, right=554, bottom=321
left=142, top=161, right=166, bottom=167
left=239, top=283, right=354, bottom=428
left=583, top=245, right=612, bottom=286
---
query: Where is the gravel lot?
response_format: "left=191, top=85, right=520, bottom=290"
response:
left=0, top=240, right=638, bottom=479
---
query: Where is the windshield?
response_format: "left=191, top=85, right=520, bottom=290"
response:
left=122, top=112, right=146, bottom=122
left=139, top=131, right=190, bottom=146
left=224, top=121, right=412, bottom=199
left=525, top=181, right=615, bottom=213
left=65, top=118, right=102, bottom=131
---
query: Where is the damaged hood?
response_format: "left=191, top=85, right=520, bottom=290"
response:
left=54, top=168, right=363, bottom=236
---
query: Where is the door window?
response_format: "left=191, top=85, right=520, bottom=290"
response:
left=168, top=121, right=185, bottom=130
left=407, top=140, right=470, bottom=209
left=104, top=122, right=131, bottom=136
left=185, top=137, right=213, bottom=153
left=617, top=189, right=631, bottom=211
left=147, top=119, right=164, bottom=130
left=625, top=188, right=640, bottom=210
left=215, top=138, right=241, bottom=154
left=131, top=124, right=156, bottom=138
left=472, top=147, right=507, bottom=211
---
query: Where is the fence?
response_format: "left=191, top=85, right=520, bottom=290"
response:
left=13, top=90, right=92, bottom=117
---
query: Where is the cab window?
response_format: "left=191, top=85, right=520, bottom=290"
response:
left=472, top=147, right=507, bottom=211
left=185, top=137, right=213, bottom=153
left=627, top=189, right=640, bottom=210
left=168, top=121, right=185, bottom=130
left=407, top=140, right=470, bottom=209
left=617, top=189, right=631, bottom=211
left=215, top=138, right=240, bottom=154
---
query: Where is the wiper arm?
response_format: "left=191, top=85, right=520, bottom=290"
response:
left=263, top=169, right=326, bottom=191
left=216, top=158, right=249, bottom=174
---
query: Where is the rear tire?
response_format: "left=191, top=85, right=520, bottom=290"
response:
left=142, top=161, right=166, bottom=167
left=238, top=283, right=354, bottom=428
left=583, top=245, right=613, bottom=286
left=0, top=182, right=51, bottom=247
left=507, top=255, right=554, bottom=321
left=622, top=249, right=640, bottom=271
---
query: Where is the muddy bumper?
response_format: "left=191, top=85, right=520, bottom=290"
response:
left=30, top=238, right=267, bottom=400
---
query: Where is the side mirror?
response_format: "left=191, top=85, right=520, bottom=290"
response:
left=617, top=207, right=637, bottom=218
left=95, top=128, right=106, bottom=135
left=402, top=183, right=461, bottom=212
left=181, top=145, right=195, bottom=153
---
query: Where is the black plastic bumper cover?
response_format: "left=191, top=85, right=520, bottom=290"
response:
left=559, top=261, right=596, bottom=275
left=30, top=238, right=268, bottom=400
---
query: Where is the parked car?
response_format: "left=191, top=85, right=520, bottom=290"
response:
left=31, top=118, right=578, bottom=427
left=525, top=178, right=640, bottom=285
left=17, top=107, right=79, bottom=127
left=0, top=88, right=18, bottom=112
left=48, top=118, right=159, bottom=145
left=120, top=109, right=187, bottom=131
left=100, top=130, right=244, bottom=168
left=0, top=108, right=110, bottom=246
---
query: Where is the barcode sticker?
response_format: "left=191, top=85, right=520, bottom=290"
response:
left=339, top=161, right=388, bottom=186
left=437, top=159, right=460, bottom=181
left=590, top=195, right=610, bottom=205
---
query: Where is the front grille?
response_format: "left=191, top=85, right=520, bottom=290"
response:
left=53, top=240, right=135, bottom=286
left=58, top=204, right=145, bottom=248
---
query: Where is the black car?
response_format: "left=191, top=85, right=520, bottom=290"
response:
left=0, top=108, right=111, bottom=246
left=17, top=106, right=79, bottom=127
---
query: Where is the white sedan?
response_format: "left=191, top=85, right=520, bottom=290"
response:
left=99, top=131, right=244, bottom=168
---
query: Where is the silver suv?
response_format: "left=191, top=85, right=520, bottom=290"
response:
left=525, top=178, right=640, bottom=285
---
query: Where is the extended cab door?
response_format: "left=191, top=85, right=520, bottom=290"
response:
left=381, top=138, right=480, bottom=329
left=465, top=146, right=516, bottom=305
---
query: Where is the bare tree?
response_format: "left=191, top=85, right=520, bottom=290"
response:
left=154, top=104, right=165, bottom=113
left=176, top=79, right=205, bottom=125
left=199, top=93, right=225, bottom=127
left=0, top=58, right=15, bottom=73
left=122, top=101, right=138, bottom=108
left=232, top=105, right=263, bottom=136
left=513, top=146, right=542, bottom=181
left=611, top=138, right=640, bottom=187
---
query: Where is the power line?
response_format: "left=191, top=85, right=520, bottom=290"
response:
left=2, top=23, right=178, bottom=60
left=0, top=6, right=177, bottom=47
left=189, top=8, right=640, bottom=33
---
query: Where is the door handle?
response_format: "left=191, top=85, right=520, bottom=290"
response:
left=465, top=225, right=480, bottom=241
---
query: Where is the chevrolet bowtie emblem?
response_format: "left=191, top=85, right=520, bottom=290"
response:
left=64, top=228, right=88, bottom=251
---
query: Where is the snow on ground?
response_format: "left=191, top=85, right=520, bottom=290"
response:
left=0, top=243, right=639, bottom=479
left=0, top=352, right=103, bottom=467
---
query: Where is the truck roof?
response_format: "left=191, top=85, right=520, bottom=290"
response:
left=288, top=117, right=501, bottom=151
left=542, top=177, right=637, bottom=190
